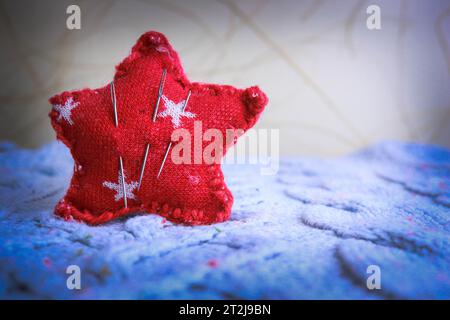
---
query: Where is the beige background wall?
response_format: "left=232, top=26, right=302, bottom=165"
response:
left=0, top=0, right=449, bottom=155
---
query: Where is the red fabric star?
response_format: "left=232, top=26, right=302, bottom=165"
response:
left=49, top=31, right=268, bottom=225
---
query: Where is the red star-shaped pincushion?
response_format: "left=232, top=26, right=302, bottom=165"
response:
left=49, top=31, right=268, bottom=225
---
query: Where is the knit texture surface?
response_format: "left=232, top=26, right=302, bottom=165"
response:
left=0, top=141, right=449, bottom=299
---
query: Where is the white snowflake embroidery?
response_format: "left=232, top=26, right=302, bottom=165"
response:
left=102, top=170, right=138, bottom=202
left=53, top=97, right=79, bottom=125
left=158, top=95, right=196, bottom=128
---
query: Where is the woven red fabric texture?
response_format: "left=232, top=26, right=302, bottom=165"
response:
left=49, top=31, right=268, bottom=225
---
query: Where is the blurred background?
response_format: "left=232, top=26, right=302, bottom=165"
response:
left=0, top=0, right=449, bottom=156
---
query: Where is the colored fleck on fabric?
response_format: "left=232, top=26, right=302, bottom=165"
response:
left=49, top=31, right=268, bottom=225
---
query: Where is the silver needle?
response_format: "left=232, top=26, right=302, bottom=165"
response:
left=157, top=90, right=191, bottom=179
left=110, top=80, right=127, bottom=208
left=119, top=155, right=127, bottom=208
left=110, top=80, right=119, bottom=127
left=181, top=90, right=191, bottom=113
left=138, top=69, right=167, bottom=189
left=157, top=142, right=172, bottom=179
left=152, top=68, right=167, bottom=122
left=137, top=143, right=150, bottom=190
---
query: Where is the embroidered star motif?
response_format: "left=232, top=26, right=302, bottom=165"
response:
left=158, top=95, right=196, bottom=128
left=49, top=31, right=268, bottom=225
left=52, top=97, right=79, bottom=125
left=103, top=170, right=138, bottom=202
